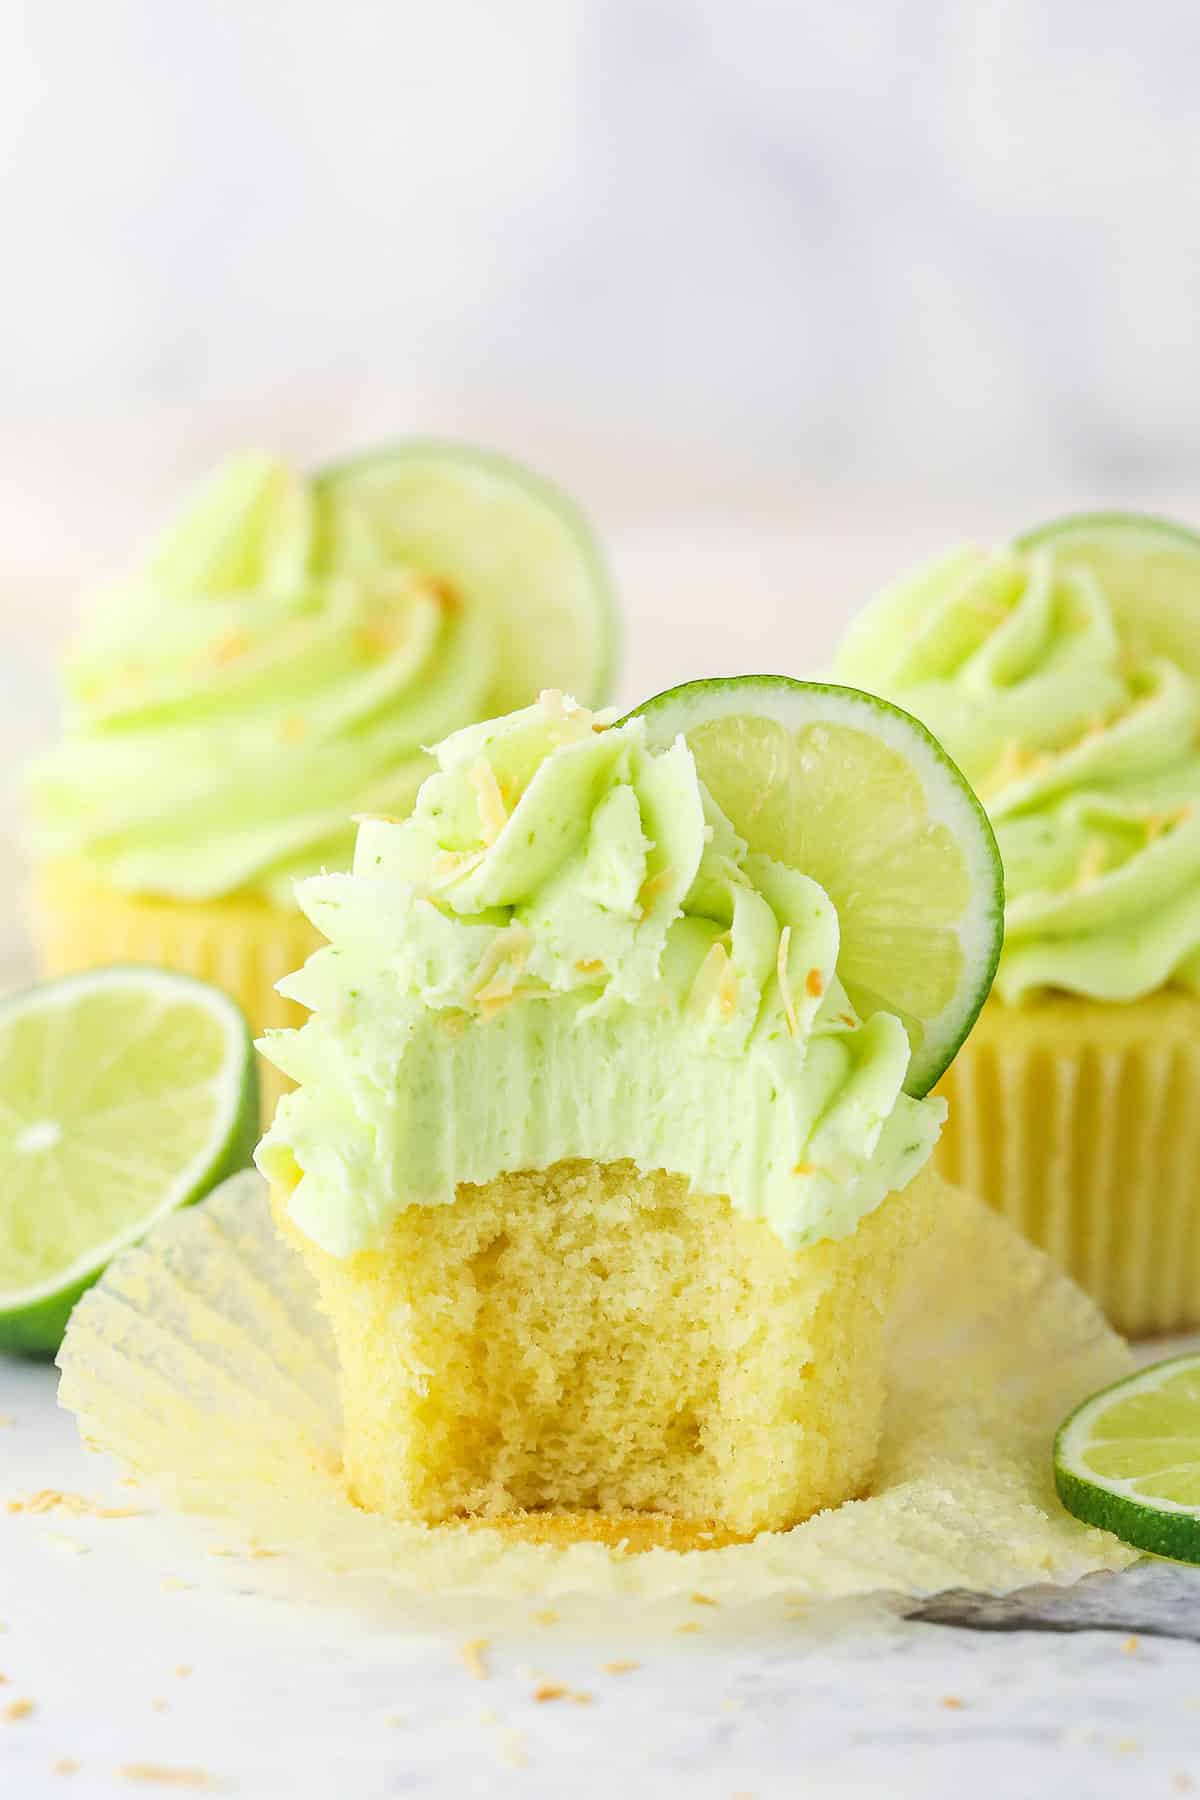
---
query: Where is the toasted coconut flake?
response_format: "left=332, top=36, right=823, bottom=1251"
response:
left=117, top=1766, right=214, bottom=1788
left=776, top=927, right=798, bottom=1038
left=460, top=1639, right=490, bottom=1681
left=602, top=1660, right=639, bottom=1675
left=468, top=927, right=532, bottom=1012
left=806, top=968, right=824, bottom=999
left=210, top=629, right=251, bottom=666
left=636, top=866, right=675, bottom=916
left=469, top=759, right=509, bottom=847
left=432, top=848, right=488, bottom=889
left=717, top=958, right=739, bottom=1020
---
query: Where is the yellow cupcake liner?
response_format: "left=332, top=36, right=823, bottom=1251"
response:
left=31, top=861, right=321, bottom=1120
left=935, top=990, right=1200, bottom=1338
left=55, top=1167, right=1135, bottom=1604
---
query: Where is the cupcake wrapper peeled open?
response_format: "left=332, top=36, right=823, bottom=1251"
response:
left=936, top=990, right=1200, bottom=1337
left=56, top=1168, right=1135, bottom=1604
left=31, top=861, right=321, bottom=1120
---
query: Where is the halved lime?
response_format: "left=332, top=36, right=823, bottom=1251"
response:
left=0, top=967, right=258, bottom=1357
left=1055, top=1354, right=1200, bottom=1562
left=1017, top=512, right=1200, bottom=680
left=313, top=440, right=618, bottom=711
left=632, top=676, right=1004, bottom=1096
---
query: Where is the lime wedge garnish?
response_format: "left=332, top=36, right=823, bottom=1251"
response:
left=632, top=676, right=1004, bottom=1097
left=1017, top=512, right=1200, bottom=680
left=0, top=967, right=258, bottom=1357
left=313, top=440, right=618, bottom=711
left=1055, top=1354, right=1200, bottom=1563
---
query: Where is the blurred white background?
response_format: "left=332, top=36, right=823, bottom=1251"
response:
left=3, top=0, right=1200, bottom=784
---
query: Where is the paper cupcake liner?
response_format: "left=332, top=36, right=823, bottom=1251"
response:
left=936, top=991, right=1200, bottom=1337
left=56, top=1169, right=1135, bottom=1604
left=31, top=861, right=321, bottom=1120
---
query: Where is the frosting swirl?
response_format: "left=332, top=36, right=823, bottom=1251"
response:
left=256, top=694, right=943, bottom=1256
left=27, top=455, right=498, bottom=903
left=836, top=546, right=1200, bottom=1002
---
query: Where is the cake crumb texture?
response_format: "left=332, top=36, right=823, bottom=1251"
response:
left=284, top=1159, right=931, bottom=1536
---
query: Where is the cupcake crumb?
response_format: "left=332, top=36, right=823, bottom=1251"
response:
left=5, top=1698, right=35, bottom=1721
left=1122, top=1634, right=1140, bottom=1654
left=676, top=1622, right=704, bottom=1635
left=690, top=1593, right=719, bottom=1607
left=54, top=1759, right=80, bottom=1776
left=460, top=1638, right=490, bottom=1681
left=602, top=1661, right=638, bottom=1676
left=940, top=1696, right=965, bottom=1711
left=532, top=1610, right=559, bottom=1628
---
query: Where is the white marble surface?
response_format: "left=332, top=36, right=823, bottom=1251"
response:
left=3, top=514, right=1200, bottom=1797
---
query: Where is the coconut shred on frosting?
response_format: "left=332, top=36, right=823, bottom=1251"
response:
left=26, top=455, right=499, bottom=904
left=256, top=692, right=943, bottom=1258
left=837, top=545, right=1200, bottom=1003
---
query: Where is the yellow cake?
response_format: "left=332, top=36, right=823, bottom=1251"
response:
left=273, top=1159, right=934, bottom=1537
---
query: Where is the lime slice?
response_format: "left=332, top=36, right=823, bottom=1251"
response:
left=313, top=440, right=618, bottom=711
left=0, top=967, right=258, bottom=1357
left=632, top=676, right=1004, bottom=1096
left=1055, top=1354, right=1200, bottom=1562
left=1017, top=512, right=1200, bottom=681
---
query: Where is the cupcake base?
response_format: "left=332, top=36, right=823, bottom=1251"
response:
left=56, top=1165, right=1137, bottom=1602
left=274, top=1158, right=934, bottom=1538
left=935, top=989, right=1200, bottom=1337
left=32, top=860, right=321, bottom=1120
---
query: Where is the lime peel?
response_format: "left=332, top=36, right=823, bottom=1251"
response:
left=1055, top=1353, right=1200, bottom=1563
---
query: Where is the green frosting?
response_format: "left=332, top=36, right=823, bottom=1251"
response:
left=256, top=694, right=943, bottom=1257
left=26, top=455, right=497, bottom=903
left=837, top=546, right=1200, bottom=1002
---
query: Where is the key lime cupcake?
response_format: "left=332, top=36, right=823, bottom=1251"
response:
left=26, top=445, right=616, bottom=1111
left=836, top=515, right=1200, bottom=1336
left=256, top=679, right=1000, bottom=1542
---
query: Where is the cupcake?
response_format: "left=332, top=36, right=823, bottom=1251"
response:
left=26, top=445, right=616, bottom=1112
left=256, top=690, right=947, bottom=1540
left=836, top=519, right=1200, bottom=1335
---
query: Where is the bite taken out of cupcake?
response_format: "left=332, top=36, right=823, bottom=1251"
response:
left=24, top=444, right=617, bottom=1106
left=836, top=515, right=1200, bottom=1336
left=256, top=680, right=1002, bottom=1543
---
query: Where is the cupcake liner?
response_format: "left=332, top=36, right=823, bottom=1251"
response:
left=56, top=1169, right=1136, bottom=1604
left=31, top=861, right=321, bottom=1119
left=936, top=991, right=1200, bottom=1337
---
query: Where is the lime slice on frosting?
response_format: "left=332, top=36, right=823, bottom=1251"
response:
left=1018, top=512, right=1200, bottom=681
left=0, top=967, right=258, bottom=1357
left=314, top=440, right=618, bottom=712
left=632, top=676, right=1003, bottom=1097
left=1055, top=1354, right=1200, bottom=1563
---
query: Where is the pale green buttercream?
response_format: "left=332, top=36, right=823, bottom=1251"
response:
left=256, top=695, right=943, bottom=1256
left=26, top=456, right=496, bottom=903
left=836, top=546, right=1200, bottom=1002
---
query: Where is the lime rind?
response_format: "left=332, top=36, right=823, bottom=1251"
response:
left=313, top=438, right=619, bottom=711
left=1055, top=1354, right=1200, bottom=1563
left=629, top=675, right=1004, bottom=1097
left=0, top=966, right=259, bottom=1358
